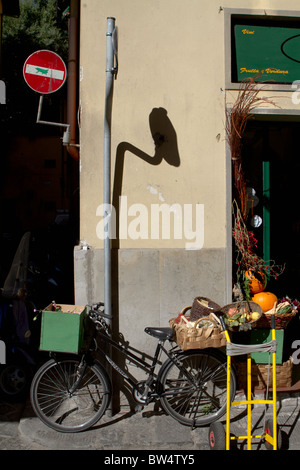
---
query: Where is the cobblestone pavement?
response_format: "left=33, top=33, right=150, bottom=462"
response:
left=0, top=390, right=300, bottom=452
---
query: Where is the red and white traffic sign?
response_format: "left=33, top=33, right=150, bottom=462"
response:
left=23, top=50, right=67, bottom=94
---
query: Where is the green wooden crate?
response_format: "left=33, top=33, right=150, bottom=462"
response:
left=40, top=304, right=87, bottom=353
left=250, top=329, right=284, bottom=364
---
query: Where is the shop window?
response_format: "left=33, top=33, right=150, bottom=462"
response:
left=225, top=9, right=300, bottom=91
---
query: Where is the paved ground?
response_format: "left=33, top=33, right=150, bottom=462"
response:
left=0, top=389, right=300, bottom=453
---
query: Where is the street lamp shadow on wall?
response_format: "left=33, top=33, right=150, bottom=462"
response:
left=112, top=106, right=181, bottom=246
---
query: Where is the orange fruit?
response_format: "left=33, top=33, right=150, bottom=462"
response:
left=252, top=292, right=277, bottom=312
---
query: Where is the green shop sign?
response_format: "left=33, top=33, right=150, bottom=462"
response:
left=234, top=24, right=300, bottom=83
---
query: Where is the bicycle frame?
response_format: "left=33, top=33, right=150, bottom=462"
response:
left=31, top=309, right=235, bottom=432
left=83, top=324, right=195, bottom=403
left=95, top=329, right=175, bottom=392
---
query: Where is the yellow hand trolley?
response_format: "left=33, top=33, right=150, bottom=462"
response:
left=209, top=314, right=282, bottom=450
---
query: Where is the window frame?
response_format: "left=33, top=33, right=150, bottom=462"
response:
left=224, top=8, right=300, bottom=91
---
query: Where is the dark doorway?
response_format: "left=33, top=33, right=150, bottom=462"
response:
left=240, top=118, right=300, bottom=299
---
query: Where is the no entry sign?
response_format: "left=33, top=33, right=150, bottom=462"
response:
left=23, top=50, right=67, bottom=94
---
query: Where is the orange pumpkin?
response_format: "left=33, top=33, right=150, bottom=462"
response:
left=252, top=292, right=277, bottom=312
left=244, top=270, right=267, bottom=293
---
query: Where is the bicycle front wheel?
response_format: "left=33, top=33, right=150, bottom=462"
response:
left=159, top=349, right=235, bottom=427
left=30, top=358, right=111, bottom=433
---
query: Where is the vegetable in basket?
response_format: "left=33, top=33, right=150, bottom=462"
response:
left=224, top=306, right=260, bottom=331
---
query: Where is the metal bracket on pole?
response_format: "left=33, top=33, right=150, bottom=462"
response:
left=106, top=23, right=118, bottom=79
left=36, top=94, right=71, bottom=146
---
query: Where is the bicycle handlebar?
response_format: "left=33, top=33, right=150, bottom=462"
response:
left=88, top=302, right=113, bottom=320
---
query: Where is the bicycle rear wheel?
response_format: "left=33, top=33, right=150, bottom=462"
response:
left=30, top=358, right=111, bottom=433
left=159, top=349, right=235, bottom=427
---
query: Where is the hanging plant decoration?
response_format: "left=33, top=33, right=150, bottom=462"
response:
left=225, top=77, right=278, bottom=219
left=226, top=78, right=284, bottom=300
left=232, top=201, right=285, bottom=296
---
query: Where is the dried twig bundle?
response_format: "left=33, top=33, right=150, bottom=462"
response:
left=226, top=78, right=278, bottom=219
left=232, top=200, right=284, bottom=279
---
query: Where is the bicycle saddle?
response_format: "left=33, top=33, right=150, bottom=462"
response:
left=144, top=327, right=174, bottom=341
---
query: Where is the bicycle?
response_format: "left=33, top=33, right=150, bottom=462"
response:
left=30, top=302, right=237, bottom=433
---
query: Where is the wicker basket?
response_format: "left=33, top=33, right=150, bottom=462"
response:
left=189, top=297, right=221, bottom=321
left=256, top=302, right=298, bottom=329
left=219, top=301, right=263, bottom=331
left=169, top=312, right=226, bottom=350
left=236, top=358, right=293, bottom=390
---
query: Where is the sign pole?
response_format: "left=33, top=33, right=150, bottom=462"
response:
left=103, top=16, right=117, bottom=417
left=104, top=17, right=117, bottom=326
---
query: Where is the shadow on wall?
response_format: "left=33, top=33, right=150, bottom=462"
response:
left=110, top=107, right=180, bottom=371
left=112, top=106, right=180, bottom=238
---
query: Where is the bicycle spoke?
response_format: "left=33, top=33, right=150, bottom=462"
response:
left=159, top=350, right=236, bottom=427
left=31, top=359, right=110, bottom=432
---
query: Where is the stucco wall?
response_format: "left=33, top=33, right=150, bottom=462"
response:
left=79, top=0, right=229, bottom=250
left=75, top=0, right=300, bottom=353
